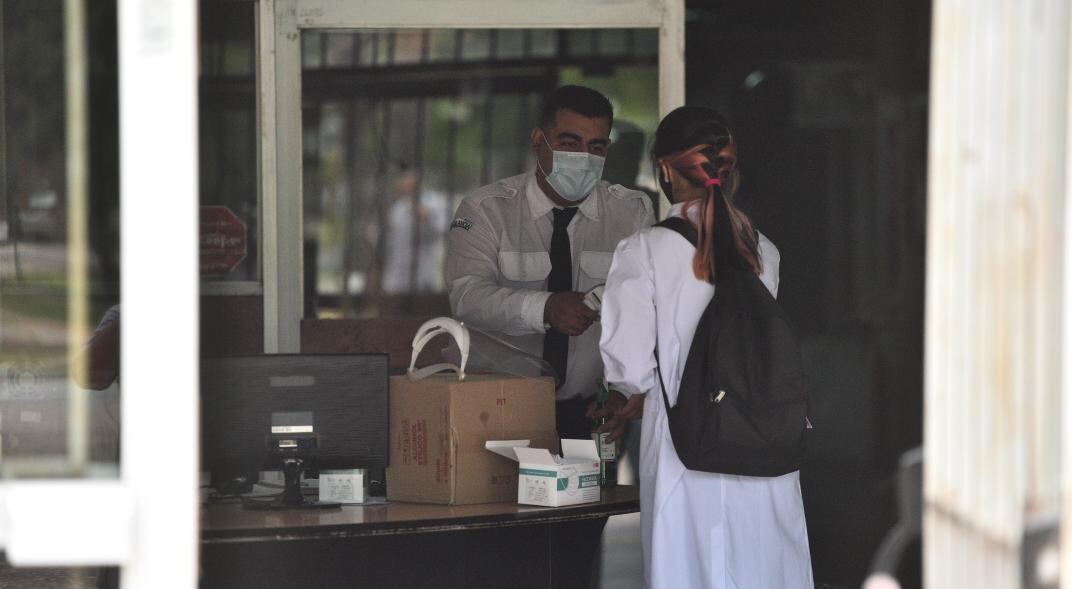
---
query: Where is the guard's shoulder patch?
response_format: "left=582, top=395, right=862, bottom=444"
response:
left=607, top=183, right=647, bottom=201
left=450, top=217, right=474, bottom=231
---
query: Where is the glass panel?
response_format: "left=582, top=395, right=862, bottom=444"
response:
left=530, top=29, right=557, bottom=57
left=301, top=29, right=658, bottom=320
left=375, top=32, right=394, bottom=66
left=452, top=91, right=489, bottom=197
left=597, top=29, right=628, bottom=57
left=427, top=30, right=458, bottom=62
left=2, top=7, right=122, bottom=585
left=198, top=1, right=258, bottom=283
left=495, top=30, right=526, bottom=60
left=487, top=94, right=530, bottom=182
left=460, top=29, right=492, bottom=61
left=633, top=28, right=658, bottom=58
left=1, top=0, right=119, bottom=480
left=324, top=32, right=356, bottom=68
left=356, top=32, right=378, bottom=67
left=392, top=30, right=425, bottom=64
left=566, top=29, right=597, bottom=57
left=302, top=31, right=324, bottom=69
left=221, top=39, right=253, bottom=76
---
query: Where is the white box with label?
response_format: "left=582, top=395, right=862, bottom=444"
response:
left=485, top=439, right=601, bottom=507
left=318, top=469, right=368, bottom=504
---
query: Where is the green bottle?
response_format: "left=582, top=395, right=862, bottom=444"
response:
left=592, top=378, right=618, bottom=487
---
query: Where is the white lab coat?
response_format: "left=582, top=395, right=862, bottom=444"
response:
left=600, top=203, right=813, bottom=589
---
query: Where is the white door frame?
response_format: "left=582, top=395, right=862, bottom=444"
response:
left=258, top=0, right=685, bottom=352
left=0, top=1, right=200, bottom=587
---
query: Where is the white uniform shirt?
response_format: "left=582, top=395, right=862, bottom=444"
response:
left=446, top=171, right=654, bottom=400
left=600, top=202, right=813, bottom=588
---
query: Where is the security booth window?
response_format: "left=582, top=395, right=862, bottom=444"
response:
left=299, top=28, right=660, bottom=320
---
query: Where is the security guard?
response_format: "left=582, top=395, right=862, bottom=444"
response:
left=445, top=85, right=654, bottom=440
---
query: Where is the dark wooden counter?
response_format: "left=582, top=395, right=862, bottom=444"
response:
left=201, top=486, right=639, bottom=589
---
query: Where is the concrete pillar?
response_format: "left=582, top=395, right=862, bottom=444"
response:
left=925, top=0, right=1070, bottom=587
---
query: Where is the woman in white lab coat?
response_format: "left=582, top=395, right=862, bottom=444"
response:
left=599, top=106, right=813, bottom=588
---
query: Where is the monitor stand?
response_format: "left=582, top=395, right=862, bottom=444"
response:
left=243, top=458, right=340, bottom=510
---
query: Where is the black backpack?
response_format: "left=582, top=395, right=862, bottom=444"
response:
left=654, top=215, right=809, bottom=477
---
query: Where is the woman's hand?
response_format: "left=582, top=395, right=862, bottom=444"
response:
left=587, top=391, right=646, bottom=442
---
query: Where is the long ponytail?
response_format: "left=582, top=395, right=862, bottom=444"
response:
left=660, top=145, right=761, bottom=283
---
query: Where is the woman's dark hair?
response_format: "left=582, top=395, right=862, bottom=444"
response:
left=652, top=106, right=760, bottom=281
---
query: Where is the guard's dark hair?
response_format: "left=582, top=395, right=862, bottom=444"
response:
left=652, top=106, right=760, bottom=281
left=539, top=85, right=614, bottom=129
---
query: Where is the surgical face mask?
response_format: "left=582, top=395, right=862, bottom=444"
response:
left=537, top=134, right=606, bottom=201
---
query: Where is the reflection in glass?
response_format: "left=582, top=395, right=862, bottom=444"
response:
left=634, top=29, right=658, bottom=57
left=460, top=29, right=492, bottom=61
left=598, top=29, right=629, bottom=56
left=299, top=28, right=658, bottom=320
left=427, top=30, right=458, bottom=62
left=199, top=1, right=258, bottom=283
left=375, top=32, right=394, bottom=66
left=1, top=0, right=119, bottom=482
left=496, top=30, right=526, bottom=60
left=302, top=32, right=323, bottom=69
left=567, top=29, right=597, bottom=57
left=530, top=29, right=557, bottom=57
left=393, top=30, right=425, bottom=64
left=324, top=32, right=356, bottom=68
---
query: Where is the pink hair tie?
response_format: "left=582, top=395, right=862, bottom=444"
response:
left=704, top=178, right=721, bottom=187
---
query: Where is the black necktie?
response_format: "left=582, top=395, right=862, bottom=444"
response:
left=543, top=207, right=578, bottom=387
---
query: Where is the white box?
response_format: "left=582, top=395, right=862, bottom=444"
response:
left=486, top=439, right=602, bottom=507
left=318, top=469, right=368, bottom=504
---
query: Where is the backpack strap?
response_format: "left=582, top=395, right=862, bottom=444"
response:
left=654, top=216, right=698, bottom=247
left=652, top=216, right=697, bottom=414
left=655, top=356, right=674, bottom=416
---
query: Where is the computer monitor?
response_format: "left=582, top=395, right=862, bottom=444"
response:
left=200, top=353, right=389, bottom=509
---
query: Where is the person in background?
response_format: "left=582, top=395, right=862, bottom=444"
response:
left=381, top=167, right=451, bottom=295
left=599, top=106, right=813, bottom=588
left=445, top=85, right=654, bottom=440
left=74, top=303, right=120, bottom=391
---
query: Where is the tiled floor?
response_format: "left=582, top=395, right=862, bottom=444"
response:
left=599, top=430, right=644, bottom=589
left=600, top=512, right=644, bottom=589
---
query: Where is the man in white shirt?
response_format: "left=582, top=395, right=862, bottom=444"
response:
left=445, top=85, right=655, bottom=440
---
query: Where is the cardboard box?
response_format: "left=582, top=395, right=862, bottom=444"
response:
left=487, top=439, right=602, bottom=507
left=387, top=373, right=558, bottom=505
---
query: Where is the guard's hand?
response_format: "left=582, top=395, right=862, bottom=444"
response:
left=544, top=291, right=598, bottom=336
left=587, top=391, right=645, bottom=442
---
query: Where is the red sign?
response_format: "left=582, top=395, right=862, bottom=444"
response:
left=200, top=206, right=247, bottom=277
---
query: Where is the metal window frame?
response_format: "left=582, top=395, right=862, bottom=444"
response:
left=259, top=0, right=684, bottom=352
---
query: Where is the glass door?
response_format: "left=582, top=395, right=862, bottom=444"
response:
left=0, top=1, right=199, bottom=587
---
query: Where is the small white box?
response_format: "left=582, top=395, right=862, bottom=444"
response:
left=486, top=439, right=602, bottom=507
left=318, top=469, right=368, bottom=504
left=259, top=470, right=285, bottom=486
